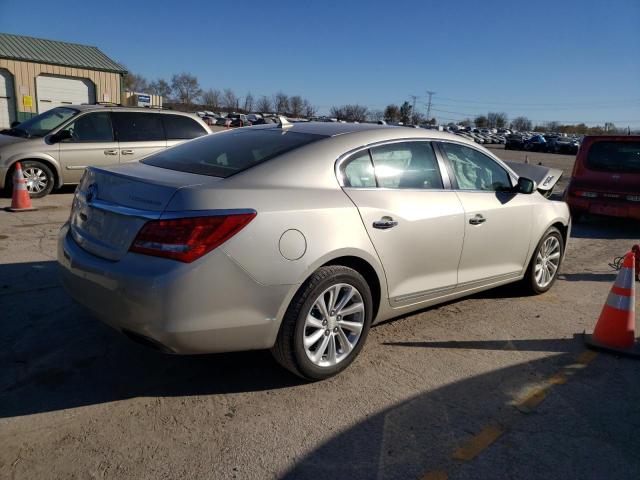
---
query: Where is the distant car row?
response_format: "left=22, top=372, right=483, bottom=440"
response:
left=195, top=111, right=281, bottom=127
left=504, top=133, right=582, bottom=154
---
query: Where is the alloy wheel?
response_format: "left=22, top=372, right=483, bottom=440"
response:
left=23, top=167, right=48, bottom=194
left=303, top=283, right=365, bottom=367
left=534, top=236, right=561, bottom=288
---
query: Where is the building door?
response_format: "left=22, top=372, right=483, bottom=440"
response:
left=36, top=75, right=95, bottom=113
left=0, top=69, right=16, bottom=129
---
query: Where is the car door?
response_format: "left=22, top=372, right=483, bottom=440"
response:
left=340, top=141, right=466, bottom=307
left=437, top=141, right=533, bottom=287
left=162, top=114, right=208, bottom=148
left=57, top=111, right=119, bottom=183
left=112, top=111, right=167, bottom=162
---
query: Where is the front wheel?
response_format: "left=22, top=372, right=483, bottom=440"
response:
left=18, top=161, right=55, bottom=198
left=271, top=265, right=373, bottom=380
left=523, top=227, right=564, bottom=294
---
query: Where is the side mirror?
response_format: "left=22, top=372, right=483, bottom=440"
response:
left=515, top=176, right=536, bottom=194
left=10, top=121, right=21, bottom=128
left=50, top=129, right=72, bottom=143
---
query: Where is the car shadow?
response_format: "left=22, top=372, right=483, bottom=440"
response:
left=0, top=260, right=304, bottom=419
left=282, top=343, right=640, bottom=479
left=557, top=272, right=618, bottom=282
left=571, top=217, right=639, bottom=240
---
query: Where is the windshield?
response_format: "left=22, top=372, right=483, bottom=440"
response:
left=1, top=107, right=78, bottom=138
left=143, top=128, right=326, bottom=177
left=586, top=141, right=640, bottom=173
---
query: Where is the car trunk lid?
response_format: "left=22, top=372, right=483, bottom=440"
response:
left=69, top=163, right=222, bottom=261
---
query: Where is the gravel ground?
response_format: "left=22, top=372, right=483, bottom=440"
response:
left=1, top=146, right=638, bottom=480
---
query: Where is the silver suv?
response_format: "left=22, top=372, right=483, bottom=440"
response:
left=0, top=105, right=211, bottom=198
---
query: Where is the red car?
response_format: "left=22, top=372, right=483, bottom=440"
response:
left=564, top=135, right=640, bottom=221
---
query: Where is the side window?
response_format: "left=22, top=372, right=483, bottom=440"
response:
left=343, top=150, right=376, bottom=188
left=370, top=142, right=443, bottom=189
left=440, top=142, right=512, bottom=191
left=62, top=112, right=114, bottom=142
left=163, top=115, right=207, bottom=140
left=112, top=112, right=164, bottom=142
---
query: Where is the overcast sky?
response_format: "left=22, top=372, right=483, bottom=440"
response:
left=2, top=0, right=639, bottom=127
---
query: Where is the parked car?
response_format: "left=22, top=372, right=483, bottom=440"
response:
left=564, top=135, right=640, bottom=221
left=553, top=136, right=580, bottom=155
left=227, top=113, right=251, bottom=127
left=58, top=122, right=570, bottom=380
left=0, top=105, right=211, bottom=198
left=524, top=134, right=548, bottom=152
left=505, top=134, right=526, bottom=150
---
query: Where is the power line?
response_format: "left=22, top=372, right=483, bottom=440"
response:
left=434, top=96, right=640, bottom=107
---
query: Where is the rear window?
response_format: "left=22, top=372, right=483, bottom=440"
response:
left=163, top=114, right=207, bottom=140
left=142, top=128, right=325, bottom=177
left=586, top=141, right=640, bottom=173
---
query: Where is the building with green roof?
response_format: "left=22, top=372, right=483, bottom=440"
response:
left=0, top=33, right=126, bottom=127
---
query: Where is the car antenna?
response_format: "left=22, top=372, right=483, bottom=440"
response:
left=277, top=116, right=293, bottom=129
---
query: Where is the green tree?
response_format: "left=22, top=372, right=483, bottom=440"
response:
left=399, top=101, right=412, bottom=124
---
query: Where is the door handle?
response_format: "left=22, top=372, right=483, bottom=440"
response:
left=469, top=214, right=487, bottom=225
left=103, top=149, right=118, bottom=156
left=373, top=217, right=398, bottom=229
left=121, top=149, right=134, bottom=155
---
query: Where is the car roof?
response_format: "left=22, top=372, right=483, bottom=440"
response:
left=249, top=121, right=470, bottom=141
left=60, top=104, right=200, bottom=116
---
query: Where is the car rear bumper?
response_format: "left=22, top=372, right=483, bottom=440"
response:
left=57, top=223, right=291, bottom=354
left=566, top=197, right=640, bottom=220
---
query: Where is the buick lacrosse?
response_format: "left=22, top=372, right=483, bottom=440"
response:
left=58, top=121, right=570, bottom=379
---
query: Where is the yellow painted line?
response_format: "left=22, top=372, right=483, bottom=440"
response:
left=548, top=372, right=568, bottom=385
left=451, top=424, right=505, bottom=461
left=516, top=386, right=550, bottom=411
left=577, top=350, right=599, bottom=365
left=420, top=470, right=448, bottom=480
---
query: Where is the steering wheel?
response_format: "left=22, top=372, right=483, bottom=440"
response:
left=70, top=128, right=79, bottom=142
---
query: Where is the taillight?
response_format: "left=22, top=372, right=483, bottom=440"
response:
left=130, top=213, right=256, bottom=263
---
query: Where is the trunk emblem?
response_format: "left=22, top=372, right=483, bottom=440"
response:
left=86, top=183, right=98, bottom=203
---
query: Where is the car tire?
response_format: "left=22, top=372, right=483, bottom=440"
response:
left=522, top=227, right=564, bottom=295
left=13, top=161, right=55, bottom=198
left=271, top=265, right=373, bottom=381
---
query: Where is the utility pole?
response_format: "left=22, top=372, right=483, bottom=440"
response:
left=409, top=95, right=418, bottom=124
left=426, top=90, right=435, bottom=123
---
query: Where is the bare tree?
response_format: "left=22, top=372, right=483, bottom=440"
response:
left=273, top=92, right=290, bottom=114
left=201, top=89, right=222, bottom=110
left=411, top=111, right=425, bottom=125
left=330, top=104, right=368, bottom=122
left=243, top=92, right=254, bottom=113
left=124, top=73, right=149, bottom=93
left=288, top=96, right=304, bottom=117
left=302, top=99, right=317, bottom=118
left=512, top=116, right=532, bottom=131
left=474, top=115, right=488, bottom=128
left=148, top=79, right=172, bottom=100
left=171, top=73, right=202, bottom=104
left=487, top=112, right=508, bottom=128
left=257, top=95, right=273, bottom=113
left=222, top=89, right=238, bottom=111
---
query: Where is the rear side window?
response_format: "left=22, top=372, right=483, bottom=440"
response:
left=163, top=114, right=207, bottom=140
left=142, top=128, right=325, bottom=177
left=113, top=112, right=164, bottom=142
left=343, top=151, right=376, bottom=187
left=586, top=141, right=640, bottom=173
left=370, top=142, right=443, bottom=189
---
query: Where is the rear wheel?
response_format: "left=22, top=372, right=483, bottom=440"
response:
left=523, top=227, right=564, bottom=294
left=271, top=266, right=373, bottom=380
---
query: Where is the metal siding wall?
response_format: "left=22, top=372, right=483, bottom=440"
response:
left=0, top=59, right=121, bottom=114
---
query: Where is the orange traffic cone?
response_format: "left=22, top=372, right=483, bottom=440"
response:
left=584, top=251, right=638, bottom=357
left=6, top=162, right=37, bottom=212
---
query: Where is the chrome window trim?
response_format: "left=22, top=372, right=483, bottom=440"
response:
left=335, top=137, right=452, bottom=190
